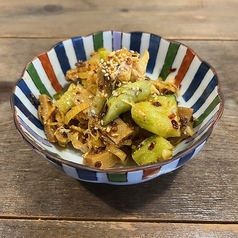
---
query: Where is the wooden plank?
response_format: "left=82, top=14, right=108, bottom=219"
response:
left=0, top=220, right=238, bottom=238
left=0, top=0, right=237, bottom=39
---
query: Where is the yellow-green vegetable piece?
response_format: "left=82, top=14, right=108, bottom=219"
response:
left=53, top=83, right=77, bottom=114
left=99, top=50, right=110, bottom=61
left=101, top=80, right=151, bottom=126
left=131, top=95, right=181, bottom=138
left=132, top=135, right=173, bottom=165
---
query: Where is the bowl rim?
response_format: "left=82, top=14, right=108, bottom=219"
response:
left=10, top=30, right=225, bottom=173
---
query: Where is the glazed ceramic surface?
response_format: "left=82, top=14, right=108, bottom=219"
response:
left=11, top=31, right=224, bottom=185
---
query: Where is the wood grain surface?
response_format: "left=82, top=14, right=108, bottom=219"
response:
left=0, top=1, right=238, bottom=237
left=1, top=220, right=238, bottom=238
left=0, top=0, right=237, bottom=40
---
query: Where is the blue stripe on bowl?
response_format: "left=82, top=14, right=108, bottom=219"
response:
left=183, top=62, right=210, bottom=102
left=176, top=148, right=196, bottom=168
left=130, top=32, right=142, bottom=52
left=13, top=94, right=43, bottom=130
left=147, top=34, right=161, bottom=74
left=17, top=79, right=38, bottom=109
left=191, top=75, right=218, bottom=113
left=72, top=37, right=87, bottom=62
left=54, top=42, right=71, bottom=75
left=76, top=168, right=98, bottom=181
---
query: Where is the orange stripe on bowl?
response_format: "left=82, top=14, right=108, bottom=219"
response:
left=38, top=53, right=63, bottom=92
left=174, top=49, right=195, bottom=87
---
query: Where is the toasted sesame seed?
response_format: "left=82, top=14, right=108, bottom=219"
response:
left=111, top=133, right=119, bottom=137
left=106, top=126, right=111, bottom=133
left=112, top=91, right=119, bottom=97
left=117, top=82, right=121, bottom=87
left=102, top=92, right=108, bottom=98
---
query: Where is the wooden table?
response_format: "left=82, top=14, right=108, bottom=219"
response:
left=1, top=1, right=238, bottom=237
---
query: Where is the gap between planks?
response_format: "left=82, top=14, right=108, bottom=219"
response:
left=0, top=215, right=238, bottom=225
left=0, top=35, right=238, bottom=42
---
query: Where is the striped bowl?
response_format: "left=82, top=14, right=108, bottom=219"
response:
left=11, top=31, right=224, bottom=185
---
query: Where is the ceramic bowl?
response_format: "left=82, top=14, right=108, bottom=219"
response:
left=11, top=31, right=224, bottom=185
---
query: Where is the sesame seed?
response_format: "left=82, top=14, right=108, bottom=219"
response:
left=117, top=82, right=121, bottom=87
left=111, top=133, right=119, bottom=137
left=112, top=91, right=119, bottom=97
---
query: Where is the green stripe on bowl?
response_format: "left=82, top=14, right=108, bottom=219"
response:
left=193, top=95, right=221, bottom=127
left=159, top=42, right=180, bottom=80
left=107, top=173, right=128, bottom=183
left=93, top=32, right=104, bottom=52
left=27, top=62, right=52, bottom=98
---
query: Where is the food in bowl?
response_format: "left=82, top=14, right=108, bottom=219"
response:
left=11, top=31, right=224, bottom=185
left=38, top=48, right=195, bottom=169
